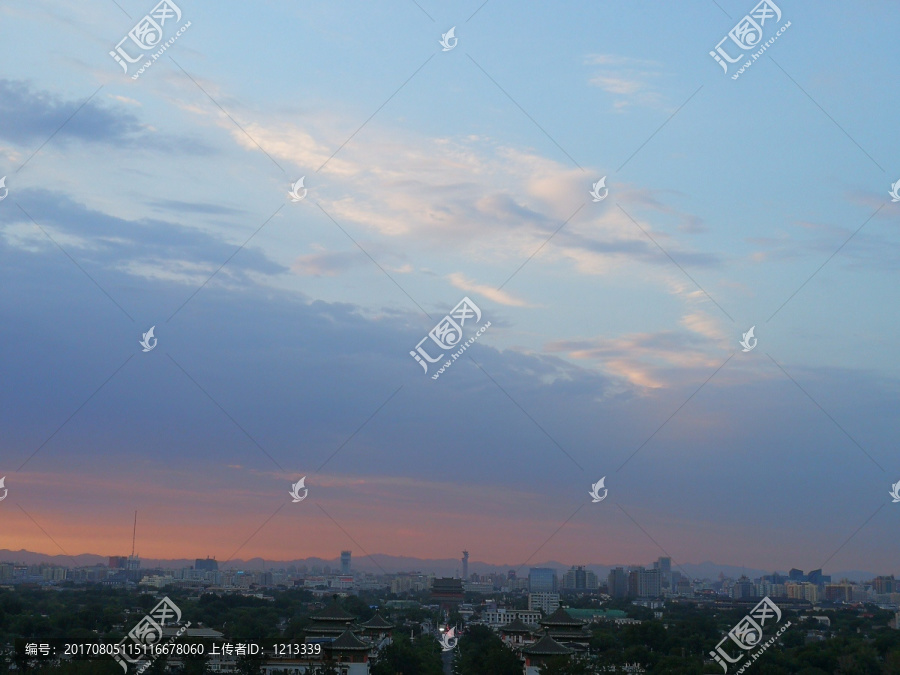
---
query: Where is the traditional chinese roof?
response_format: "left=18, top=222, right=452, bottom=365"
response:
left=544, top=629, right=590, bottom=641
left=360, top=613, right=394, bottom=630
left=306, top=620, right=360, bottom=637
left=541, top=606, right=583, bottom=627
left=314, top=602, right=357, bottom=622
left=328, top=629, right=371, bottom=651
left=522, top=634, right=573, bottom=656
left=499, top=618, right=533, bottom=633
left=431, top=578, right=464, bottom=593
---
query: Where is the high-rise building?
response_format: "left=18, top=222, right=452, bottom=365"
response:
left=786, top=582, right=818, bottom=602
left=654, top=557, right=672, bottom=589
left=806, top=569, right=830, bottom=586
left=788, top=568, right=805, bottom=582
left=560, top=566, right=598, bottom=591
left=825, top=584, right=852, bottom=603
left=462, top=551, right=469, bottom=581
left=341, top=550, right=351, bottom=574
left=628, top=567, right=661, bottom=598
left=125, top=555, right=141, bottom=581
left=608, top=567, right=628, bottom=598
left=108, top=556, right=127, bottom=569
left=529, top=568, right=558, bottom=592
left=195, top=557, right=218, bottom=572
left=732, top=577, right=755, bottom=599
left=875, top=576, right=896, bottom=594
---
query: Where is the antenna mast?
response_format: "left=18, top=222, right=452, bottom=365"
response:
left=131, top=511, right=137, bottom=557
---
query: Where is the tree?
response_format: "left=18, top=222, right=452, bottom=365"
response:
left=370, top=633, right=443, bottom=675
left=452, top=625, right=522, bottom=675
left=538, top=655, right=595, bottom=674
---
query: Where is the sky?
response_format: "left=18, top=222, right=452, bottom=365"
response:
left=0, top=0, right=899, bottom=577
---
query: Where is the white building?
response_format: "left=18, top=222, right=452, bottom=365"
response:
left=481, top=609, right=541, bottom=627
left=528, top=592, right=560, bottom=614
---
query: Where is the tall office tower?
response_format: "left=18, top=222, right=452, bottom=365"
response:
left=608, top=567, right=628, bottom=598
left=341, top=550, right=351, bottom=574
left=462, top=551, right=469, bottom=580
left=657, top=556, right=671, bottom=589
left=529, top=567, right=558, bottom=592
left=560, top=565, right=597, bottom=591
left=195, top=557, right=218, bottom=572
left=628, top=567, right=661, bottom=598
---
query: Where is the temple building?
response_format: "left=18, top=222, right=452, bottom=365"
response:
left=305, top=602, right=360, bottom=640
left=360, top=612, right=394, bottom=644
left=259, top=601, right=381, bottom=674
left=522, top=634, right=574, bottom=675
left=326, top=629, right=372, bottom=672
left=538, top=606, right=591, bottom=648
left=431, top=577, right=465, bottom=612
left=498, top=616, right=537, bottom=648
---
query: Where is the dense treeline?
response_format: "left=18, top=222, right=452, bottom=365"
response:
left=2, top=588, right=900, bottom=673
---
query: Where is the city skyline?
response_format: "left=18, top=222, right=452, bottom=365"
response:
left=0, top=546, right=890, bottom=584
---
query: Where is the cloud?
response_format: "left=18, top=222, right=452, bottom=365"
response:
left=292, top=250, right=360, bottom=277
left=546, top=322, right=726, bottom=389
left=447, top=273, right=530, bottom=307
left=147, top=199, right=247, bottom=216
left=0, top=79, right=142, bottom=145
left=746, top=214, right=900, bottom=270
left=2, top=189, right=285, bottom=285
left=0, top=79, right=214, bottom=155
left=584, top=54, right=667, bottom=110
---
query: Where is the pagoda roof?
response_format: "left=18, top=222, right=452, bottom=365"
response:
left=540, top=606, right=583, bottom=627
left=314, top=603, right=356, bottom=622
left=328, top=629, right=371, bottom=651
left=499, top=618, right=533, bottom=633
left=522, top=634, right=573, bottom=656
left=305, top=620, right=361, bottom=638
left=544, top=629, right=589, bottom=640
left=360, top=613, right=394, bottom=629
